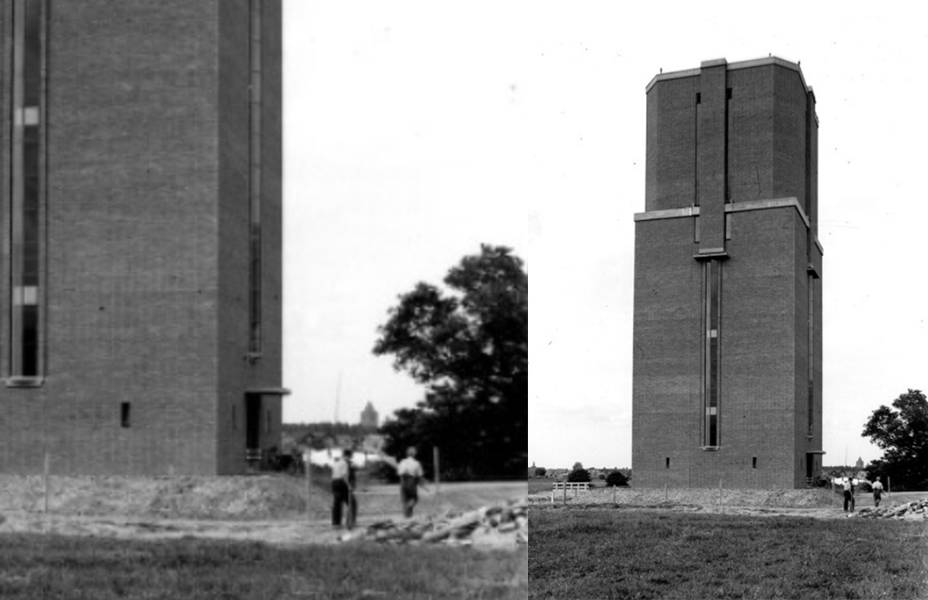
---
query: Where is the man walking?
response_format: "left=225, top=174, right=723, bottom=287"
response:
left=872, top=476, right=884, bottom=508
left=397, top=446, right=426, bottom=518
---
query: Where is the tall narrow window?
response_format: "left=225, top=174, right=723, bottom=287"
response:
left=724, top=88, right=732, bottom=201
left=10, top=0, right=45, bottom=380
left=248, top=0, right=263, bottom=355
left=120, top=403, right=131, bottom=428
left=807, top=275, right=814, bottom=437
left=704, top=259, right=722, bottom=447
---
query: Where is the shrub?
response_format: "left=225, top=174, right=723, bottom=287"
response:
left=567, top=468, right=591, bottom=483
left=535, top=467, right=546, bottom=477
left=605, top=471, right=629, bottom=487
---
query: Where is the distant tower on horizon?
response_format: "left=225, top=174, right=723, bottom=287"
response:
left=855, top=457, right=864, bottom=470
left=360, top=401, right=379, bottom=429
left=632, top=57, right=823, bottom=489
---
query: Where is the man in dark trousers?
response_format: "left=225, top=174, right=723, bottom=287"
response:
left=397, top=446, right=426, bottom=518
left=843, top=474, right=855, bottom=512
left=871, top=476, right=884, bottom=508
left=331, top=449, right=357, bottom=529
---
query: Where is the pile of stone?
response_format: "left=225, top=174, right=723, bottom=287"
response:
left=349, top=500, right=528, bottom=546
left=855, top=498, right=928, bottom=520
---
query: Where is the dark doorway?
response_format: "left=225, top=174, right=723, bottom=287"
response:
left=805, top=452, right=815, bottom=480
left=246, top=393, right=262, bottom=461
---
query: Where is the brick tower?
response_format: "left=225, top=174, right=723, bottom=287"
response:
left=632, top=57, right=823, bottom=489
left=0, top=0, right=287, bottom=474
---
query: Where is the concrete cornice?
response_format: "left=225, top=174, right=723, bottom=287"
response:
left=633, top=206, right=699, bottom=221
left=645, top=56, right=811, bottom=95
left=634, top=197, right=823, bottom=254
left=726, top=197, right=809, bottom=229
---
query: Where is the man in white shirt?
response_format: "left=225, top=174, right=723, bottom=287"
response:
left=842, top=475, right=855, bottom=512
left=330, top=449, right=357, bottom=528
left=871, top=476, right=884, bottom=507
left=397, top=446, right=425, bottom=518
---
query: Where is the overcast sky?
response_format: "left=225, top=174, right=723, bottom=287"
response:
left=282, top=2, right=530, bottom=426
left=283, top=2, right=927, bottom=469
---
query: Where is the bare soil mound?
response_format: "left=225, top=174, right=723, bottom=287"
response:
left=0, top=475, right=311, bottom=520
left=530, top=486, right=837, bottom=509
left=0, top=476, right=527, bottom=548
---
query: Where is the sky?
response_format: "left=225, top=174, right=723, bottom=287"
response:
left=282, top=2, right=530, bottom=425
left=283, top=2, right=928, bottom=469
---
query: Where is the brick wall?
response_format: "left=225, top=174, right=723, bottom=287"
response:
left=0, top=1, right=284, bottom=475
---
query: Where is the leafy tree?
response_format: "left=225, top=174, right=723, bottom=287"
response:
left=567, top=468, right=591, bottom=483
left=862, top=389, right=928, bottom=491
left=374, top=245, right=527, bottom=480
left=535, top=467, right=547, bottom=477
left=605, top=471, right=629, bottom=487
left=572, top=462, right=584, bottom=471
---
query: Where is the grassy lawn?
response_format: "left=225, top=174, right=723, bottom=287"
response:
left=0, top=533, right=526, bottom=600
left=529, top=508, right=928, bottom=599
left=528, top=479, right=553, bottom=494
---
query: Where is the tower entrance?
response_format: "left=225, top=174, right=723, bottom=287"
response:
left=245, top=393, right=262, bottom=462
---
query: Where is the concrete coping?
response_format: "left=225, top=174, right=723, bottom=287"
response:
left=246, top=387, right=292, bottom=396
left=645, top=56, right=811, bottom=96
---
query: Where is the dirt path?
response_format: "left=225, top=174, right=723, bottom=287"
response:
left=0, top=479, right=528, bottom=549
left=528, top=487, right=928, bottom=521
left=0, top=510, right=524, bottom=549
left=0, top=511, right=347, bottom=546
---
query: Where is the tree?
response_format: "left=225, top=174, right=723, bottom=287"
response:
left=535, top=467, right=547, bottom=477
left=862, top=389, right=928, bottom=491
left=567, top=468, right=591, bottom=483
left=373, top=245, right=527, bottom=480
left=572, top=462, right=584, bottom=471
left=606, top=470, right=629, bottom=487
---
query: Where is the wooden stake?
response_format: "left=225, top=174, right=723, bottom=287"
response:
left=305, top=451, right=312, bottom=520
left=43, top=452, right=50, bottom=513
left=433, top=447, right=440, bottom=496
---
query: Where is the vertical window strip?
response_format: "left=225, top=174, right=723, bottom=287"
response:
left=807, top=275, right=814, bottom=436
left=248, top=0, right=263, bottom=354
left=704, top=259, right=721, bottom=447
left=693, top=90, right=699, bottom=206
left=10, top=0, right=44, bottom=379
left=724, top=87, right=731, bottom=202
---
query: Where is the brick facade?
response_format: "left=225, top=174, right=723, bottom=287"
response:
left=0, top=0, right=285, bottom=475
left=633, top=58, right=823, bottom=489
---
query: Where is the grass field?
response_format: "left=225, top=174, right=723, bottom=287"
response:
left=0, top=532, right=527, bottom=599
left=529, top=508, right=928, bottom=599
left=528, top=479, right=552, bottom=495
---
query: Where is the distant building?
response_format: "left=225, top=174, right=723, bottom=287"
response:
left=855, top=457, right=864, bottom=470
left=360, top=401, right=379, bottom=429
left=632, top=57, right=823, bottom=489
